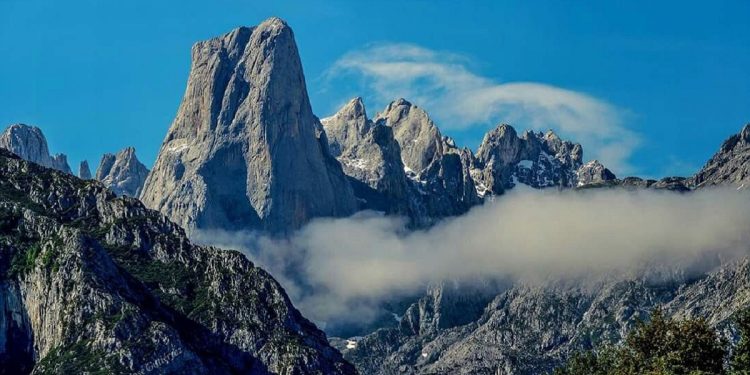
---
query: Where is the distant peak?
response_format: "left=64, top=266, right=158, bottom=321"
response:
left=544, top=129, right=559, bottom=140
left=393, top=98, right=413, bottom=107
left=343, top=97, right=367, bottom=117
left=741, top=123, right=750, bottom=142
left=259, top=16, right=289, bottom=29
left=491, top=123, right=517, bottom=138
left=4, top=123, right=43, bottom=135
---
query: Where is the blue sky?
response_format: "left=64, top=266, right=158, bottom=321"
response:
left=1, top=1, right=748, bottom=177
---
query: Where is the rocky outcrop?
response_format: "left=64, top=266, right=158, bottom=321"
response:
left=693, top=123, right=750, bottom=188
left=95, top=147, right=149, bottom=197
left=576, top=160, right=616, bottom=186
left=474, top=124, right=583, bottom=195
left=0, top=149, right=355, bottom=374
left=78, top=160, right=92, bottom=180
left=322, top=98, right=415, bottom=216
left=0, top=124, right=71, bottom=174
left=140, top=17, right=356, bottom=234
left=374, top=99, right=481, bottom=221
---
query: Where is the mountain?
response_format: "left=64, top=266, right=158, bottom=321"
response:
left=576, top=160, right=616, bottom=186
left=332, top=124, right=750, bottom=375
left=78, top=160, right=92, bottom=180
left=0, top=124, right=72, bottom=174
left=95, top=147, right=150, bottom=197
left=321, top=97, right=415, bottom=217
left=0, top=148, right=355, bottom=374
left=338, top=258, right=750, bottom=375
left=140, top=17, right=356, bottom=235
left=473, top=124, right=583, bottom=195
left=373, top=99, right=482, bottom=221
left=693, top=123, right=750, bottom=188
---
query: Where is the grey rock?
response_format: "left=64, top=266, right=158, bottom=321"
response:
left=322, top=98, right=414, bottom=216
left=78, top=160, right=92, bottom=180
left=342, top=258, right=750, bottom=375
left=474, top=124, right=583, bottom=195
left=140, top=17, right=357, bottom=235
left=693, top=123, right=750, bottom=188
left=0, top=124, right=72, bottom=174
left=95, top=147, right=149, bottom=197
left=0, top=148, right=355, bottom=374
left=576, top=160, right=616, bottom=186
left=374, top=99, right=481, bottom=222
left=578, top=176, right=690, bottom=192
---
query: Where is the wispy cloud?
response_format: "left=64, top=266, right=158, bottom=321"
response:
left=326, top=43, right=640, bottom=174
left=195, top=188, right=750, bottom=329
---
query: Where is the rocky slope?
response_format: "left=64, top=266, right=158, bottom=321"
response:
left=0, top=148, right=355, bottom=374
left=0, top=124, right=71, bottom=174
left=337, top=258, right=750, bottom=375
left=693, top=123, right=750, bottom=188
left=95, top=147, right=149, bottom=197
left=373, top=99, right=482, bottom=222
left=140, top=18, right=356, bottom=234
left=321, top=98, right=416, bottom=218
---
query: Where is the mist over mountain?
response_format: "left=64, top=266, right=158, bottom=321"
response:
left=2, top=14, right=750, bottom=375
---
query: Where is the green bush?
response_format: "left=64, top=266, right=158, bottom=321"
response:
left=554, top=309, right=731, bottom=375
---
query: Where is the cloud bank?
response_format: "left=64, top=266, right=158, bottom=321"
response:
left=196, top=188, right=750, bottom=328
left=326, top=43, right=640, bottom=173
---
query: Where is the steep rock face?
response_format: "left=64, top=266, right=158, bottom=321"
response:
left=0, top=124, right=72, bottom=174
left=322, top=98, right=414, bottom=216
left=474, top=124, right=583, bottom=195
left=95, top=147, right=149, bottom=197
left=140, top=18, right=356, bottom=234
left=78, top=160, right=92, bottom=180
left=576, top=160, right=616, bottom=186
left=0, top=149, right=355, bottom=374
left=693, top=124, right=750, bottom=188
left=374, top=99, right=481, bottom=221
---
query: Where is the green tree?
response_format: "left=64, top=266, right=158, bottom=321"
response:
left=730, top=310, right=750, bottom=374
left=554, top=309, right=728, bottom=375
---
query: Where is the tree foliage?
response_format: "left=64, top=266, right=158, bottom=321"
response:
left=553, top=308, right=750, bottom=375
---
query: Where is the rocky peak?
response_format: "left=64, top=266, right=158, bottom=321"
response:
left=0, top=124, right=72, bottom=174
left=474, top=124, right=584, bottom=194
left=374, top=99, right=481, bottom=221
left=95, top=147, right=149, bottom=197
left=375, top=99, right=444, bottom=174
left=322, top=97, right=373, bottom=157
left=140, top=17, right=356, bottom=234
left=477, top=124, right=524, bottom=167
left=693, top=123, right=750, bottom=188
left=322, top=98, right=413, bottom=215
left=576, top=160, right=616, bottom=187
left=78, top=160, right=92, bottom=179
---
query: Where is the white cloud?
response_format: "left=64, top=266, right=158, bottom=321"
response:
left=195, top=188, right=750, bottom=328
left=326, top=43, right=640, bottom=174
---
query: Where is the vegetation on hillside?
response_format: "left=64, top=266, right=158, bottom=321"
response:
left=554, top=309, right=750, bottom=375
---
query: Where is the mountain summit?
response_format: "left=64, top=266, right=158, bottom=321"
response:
left=140, top=18, right=356, bottom=234
left=0, top=124, right=72, bottom=174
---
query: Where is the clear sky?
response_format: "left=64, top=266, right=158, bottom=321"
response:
left=1, top=0, right=748, bottom=177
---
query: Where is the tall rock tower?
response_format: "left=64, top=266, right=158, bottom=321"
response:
left=140, top=18, right=356, bottom=234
